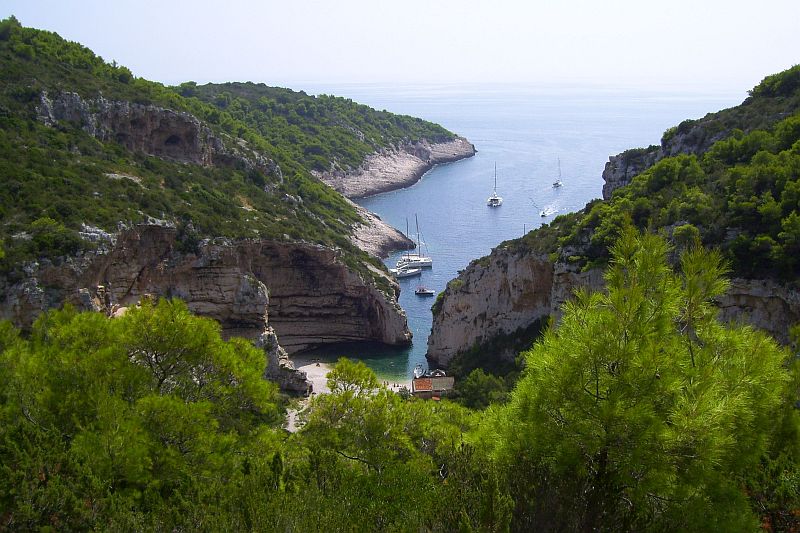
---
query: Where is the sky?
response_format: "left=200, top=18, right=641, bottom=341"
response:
left=2, top=0, right=798, bottom=93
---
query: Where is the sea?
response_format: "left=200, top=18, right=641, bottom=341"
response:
left=301, top=83, right=743, bottom=381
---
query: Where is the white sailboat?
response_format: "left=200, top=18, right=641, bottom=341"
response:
left=487, top=163, right=503, bottom=207
left=552, top=158, right=563, bottom=188
left=391, top=266, right=422, bottom=279
left=396, top=215, right=432, bottom=269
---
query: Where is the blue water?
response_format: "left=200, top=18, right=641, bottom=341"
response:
left=304, top=83, right=743, bottom=380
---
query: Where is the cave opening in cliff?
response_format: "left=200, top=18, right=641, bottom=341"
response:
left=164, top=134, right=182, bottom=146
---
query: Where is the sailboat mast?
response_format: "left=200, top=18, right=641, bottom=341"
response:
left=494, top=162, right=497, bottom=192
left=558, top=158, right=562, bottom=180
left=405, top=217, right=411, bottom=258
left=415, top=214, right=421, bottom=253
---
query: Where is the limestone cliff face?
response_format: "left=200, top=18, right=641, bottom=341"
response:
left=428, top=246, right=800, bottom=368
left=426, top=247, right=603, bottom=368
left=718, top=278, right=800, bottom=344
left=314, top=137, right=476, bottom=198
left=0, top=225, right=411, bottom=386
left=37, top=91, right=277, bottom=177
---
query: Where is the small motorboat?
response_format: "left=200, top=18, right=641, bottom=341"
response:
left=415, top=286, right=435, bottom=296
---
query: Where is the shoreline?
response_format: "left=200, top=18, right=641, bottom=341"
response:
left=314, top=136, right=476, bottom=199
left=291, top=353, right=412, bottom=395
left=348, top=199, right=415, bottom=258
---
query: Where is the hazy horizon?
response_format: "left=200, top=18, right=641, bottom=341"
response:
left=3, top=0, right=798, bottom=94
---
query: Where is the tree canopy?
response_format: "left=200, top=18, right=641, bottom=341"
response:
left=480, top=229, right=791, bottom=531
left=1, top=231, right=798, bottom=529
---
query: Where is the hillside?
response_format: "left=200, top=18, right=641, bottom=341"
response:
left=601, top=65, right=800, bottom=199
left=0, top=17, right=479, bottom=358
left=183, top=81, right=455, bottom=173
left=429, top=64, right=800, bottom=369
left=536, top=64, right=800, bottom=279
left=0, top=17, right=458, bottom=272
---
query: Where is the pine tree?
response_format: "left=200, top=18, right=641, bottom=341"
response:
left=483, top=228, right=790, bottom=531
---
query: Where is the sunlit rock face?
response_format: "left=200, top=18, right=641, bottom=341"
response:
left=428, top=245, right=800, bottom=370
left=0, top=225, right=412, bottom=391
left=314, top=136, right=476, bottom=198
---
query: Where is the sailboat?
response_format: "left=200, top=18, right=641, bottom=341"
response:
left=552, top=158, right=563, bottom=188
left=487, top=163, right=503, bottom=207
left=390, top=266, right=422, bottom=279
left=396, top=214, right=432, bottom=269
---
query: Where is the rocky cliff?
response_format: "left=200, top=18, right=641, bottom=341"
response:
left=0, top=224, right=411, bottom=390
left=37, top=90, right=278, bottom=177
left=314, top=137, right=476, bottom=198
left=428, top=246, right=800, bottom=368
left=427, top=247, right=603, bottom=368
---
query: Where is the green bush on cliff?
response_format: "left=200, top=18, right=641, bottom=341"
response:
left=750, top=64, right=800, bottom=98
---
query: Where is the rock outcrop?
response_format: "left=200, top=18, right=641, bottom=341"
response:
left=600, top=117, right=738, bottom=199
left=426, top=247, right=603, bottom=369
left=347, top=199, right=415, bottom=258
left=314, top=137, right=476, bottom=198
left=37, top=91, right=277, bottom=177
left=601, top=146, right=661, bottom=200
left=718, top=278, right=800, bottom=345
left=0, top=225, right=412, bottom=389
left=428, top=246, right=800, bottom=368
left=256, top=327, right=312, bottom=395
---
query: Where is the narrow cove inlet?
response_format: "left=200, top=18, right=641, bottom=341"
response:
left=298, top=83, right=742, bottom=382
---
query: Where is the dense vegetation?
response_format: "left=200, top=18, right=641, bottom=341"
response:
left=183, top=82, right=454, bottom=172
left=483, top=230, right=796, bottom=530
left=0, top=16, right=451, bottom=286
left=503, top=65, right=800, bottom=283
left=2, top=232, right=797, bottom=530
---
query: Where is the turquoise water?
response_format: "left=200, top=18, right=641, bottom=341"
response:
left=304, top=84, right=743, bottom=380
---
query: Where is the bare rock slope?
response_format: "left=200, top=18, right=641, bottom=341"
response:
left=315, top=137, right=476, bottom=198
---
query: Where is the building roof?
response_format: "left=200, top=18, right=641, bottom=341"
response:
left=412, top=376, right=454, bottom=395
left=431, top=376, right=455, bottom=391
left=412, top=378, right=432, bottom=392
